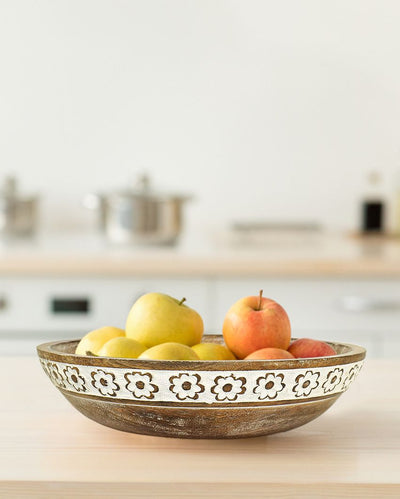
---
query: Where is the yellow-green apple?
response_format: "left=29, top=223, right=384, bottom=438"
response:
left=192, top=342, right=236, bottom=360
left=98, top=337, right=146, bottom=358
left=222, top=290, right=291, bottom=359
left=138, top=342, right=200, bottom=360
left=288, top=338, right=336, bottom=358
left=125, top=293, right=204, bottom=347
left=245, top=347, right=294, bottom=360
left=75, top=326, right=125, bottom=355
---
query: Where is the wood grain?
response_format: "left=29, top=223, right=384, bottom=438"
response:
left=62, top=391, right=339, bottom=439
left=1, top=482, right=399, bottom=498
left=36, top=337, right=365, bottom=438
left=1, top=358, right=398, bottom=497
left=2, top=255, right=400, bottom=277
left=2, top=233, right=400, bottom=277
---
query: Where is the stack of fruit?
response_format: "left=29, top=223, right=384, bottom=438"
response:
left=75, top=291, right=336, bottom=360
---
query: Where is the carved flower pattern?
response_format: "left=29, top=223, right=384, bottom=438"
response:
left=211, top=374, right=246, bottom=401
left=342, top=364, right=361, bottom=391
left=322, top=368, right=343, bottom=393
left=64, top=365, right=86, bottom=392
left=293, top=370, right=319, bottom=397
left=125, top=372, right=159, bottom=399
left=91, top=369, right=119, bottom=397
left=39, top=358, right=363, bottom=403
left=169, top=373, right=205, bottom=401
left=47, top=362, right=65, bottom=388
left=40, top=359, right=50, bottom=377
left=253, top=373, right=285, bottom=400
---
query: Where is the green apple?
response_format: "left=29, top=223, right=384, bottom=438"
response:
left=138, top=342, right=200, bottom=360
left=192, top=342, right=236, bottom=360
left=125, top=292, right=204, bottom=347
left=97, top=337, right=146, bottom=358
left=75, top=326, right=125, bottom=355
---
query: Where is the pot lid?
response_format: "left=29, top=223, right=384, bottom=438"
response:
left=0, top=176, right=37, bottom=202
left=106, top=174, right=192, bottom=202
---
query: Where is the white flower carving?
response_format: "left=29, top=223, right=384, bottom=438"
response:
left=91, top=369, right=119, bottom=397
left=322, top=368, right=343, bottom=393
left=40, top=359, right=50, bottom=377
left=169, top=373, right=204, bottom=401
left=253, top=373, right=285, bottom=400
left=125, top=372, right=159, bottom=399
left=211, top=374, right=246, bottom=401
left=293, top=370, right=319, bottom=398
left=64, top=365, right=86, bottom=392
left=47, top=362, right=65, bottom=388
left=342, top=365, right=361, bottom=391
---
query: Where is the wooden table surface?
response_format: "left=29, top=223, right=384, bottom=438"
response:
left=1, top=356, right=399, bottom=498
left=2, top=232, right=400, bottom=277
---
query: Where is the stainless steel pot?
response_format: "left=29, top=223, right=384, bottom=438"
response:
left=0, top=177, right=38, bottom=238
left=83, top=175, right=192, bottom=245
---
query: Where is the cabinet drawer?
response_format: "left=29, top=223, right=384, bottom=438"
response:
left=0, top=277, right=211, bottom=334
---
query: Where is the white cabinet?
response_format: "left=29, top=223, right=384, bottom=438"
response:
left=212, top=278, right=400, bottom=358
left=0, top=276, right=214, bottom=355
left=1, top=274, right=399, bottom=358
left=0, top=276, right=212, bottom=335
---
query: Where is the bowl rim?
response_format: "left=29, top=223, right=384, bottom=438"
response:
left=37, top=335, right=366, bottom=371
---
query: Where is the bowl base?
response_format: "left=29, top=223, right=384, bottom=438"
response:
left=63, top=391, right=340, bottom=439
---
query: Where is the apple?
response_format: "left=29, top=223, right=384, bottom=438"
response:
left=138, top=342, right=200, bottom=360
left=125, top=292, right=204, bottom=347
left=97, top=337, right=146, bottom=358
left=192, top=342, right=236, bottom=360
left=75, top=326, right=125, bottom=355
left=245, top=347, right=294, bottom=360
left=288, top=338, right=336, bottom=358
left=222, top=290, right=291, bottom=359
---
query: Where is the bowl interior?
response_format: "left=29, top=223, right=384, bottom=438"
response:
left=37, top=335, right=365, bottom=370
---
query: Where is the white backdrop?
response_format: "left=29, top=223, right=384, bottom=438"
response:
left=1, top=1, right=400, bottom=235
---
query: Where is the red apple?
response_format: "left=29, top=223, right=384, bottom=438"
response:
left=222, top=290, right=291, bottom=359
left=245, top=347, right=294, bottom=360
left=288, top=338, right=336, bottom=358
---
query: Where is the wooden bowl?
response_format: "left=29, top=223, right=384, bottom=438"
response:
left=37, top=336, right=366, bottom=439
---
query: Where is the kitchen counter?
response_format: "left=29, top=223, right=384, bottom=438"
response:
left=1, top=231, right=400, bottom=277
left=1, top=357, right=398, bottom=498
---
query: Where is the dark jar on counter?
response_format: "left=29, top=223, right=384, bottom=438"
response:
left=360, top=171, right=385, bottom=234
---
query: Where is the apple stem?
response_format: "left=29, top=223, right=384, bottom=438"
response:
left=178, top=297, right=187, bottom=306
left=257, top=290, right=263, bottom=310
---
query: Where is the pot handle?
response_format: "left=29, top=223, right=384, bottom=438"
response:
left=82, top=193, right=103, bottom=210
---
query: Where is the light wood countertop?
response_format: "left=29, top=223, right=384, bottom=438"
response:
left=2, top=231, right=400, bottom=277
left=1, top=356, right=398, bottom=498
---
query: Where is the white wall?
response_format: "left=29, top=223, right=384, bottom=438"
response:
left=1, top=1, right=400, bottom=235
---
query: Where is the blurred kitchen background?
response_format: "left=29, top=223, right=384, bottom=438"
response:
left=2, top=0, right=400, bottom=356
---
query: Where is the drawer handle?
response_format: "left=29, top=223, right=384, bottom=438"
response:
left=0, top=296, right=7, bottom=311
left=51, top=298, right=90, bottom=314
left=338, top=296, right=400, bottom=312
